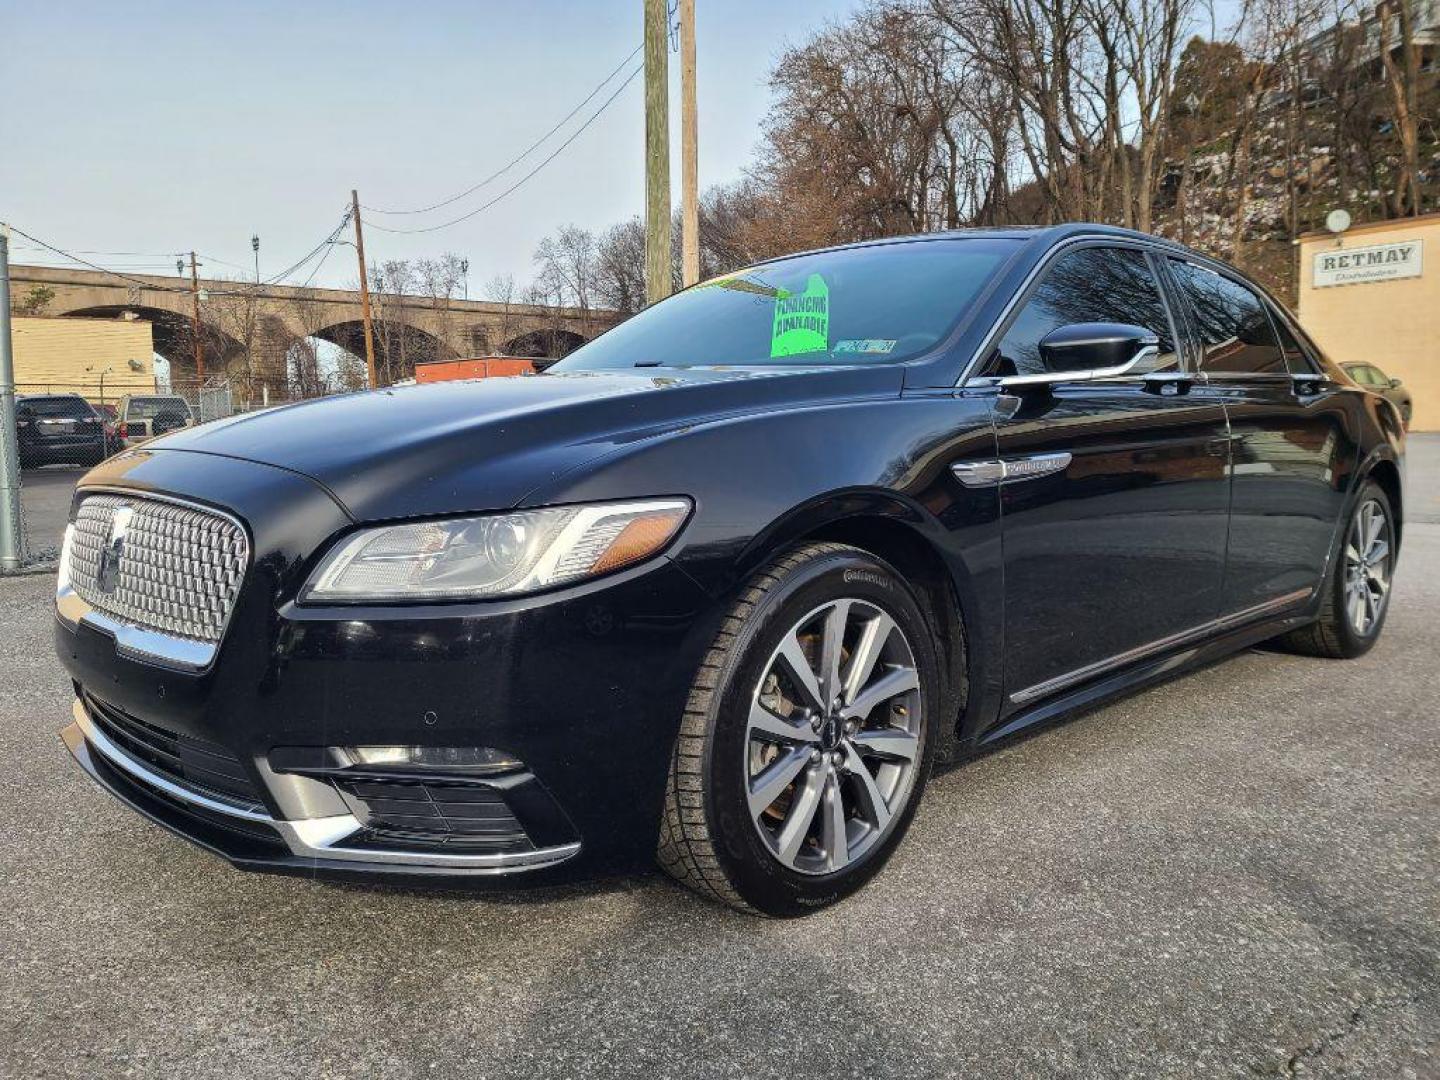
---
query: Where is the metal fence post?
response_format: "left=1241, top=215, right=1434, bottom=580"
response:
left=0, top=225, right=29, bottom=571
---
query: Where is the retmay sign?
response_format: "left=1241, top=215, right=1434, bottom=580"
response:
left=1313, top=239, right=1423, bottom=287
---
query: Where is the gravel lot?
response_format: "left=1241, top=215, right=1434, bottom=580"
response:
left=16, top=466, right=82, bottom=557
left=1, top=444, right=1436, bottom=1079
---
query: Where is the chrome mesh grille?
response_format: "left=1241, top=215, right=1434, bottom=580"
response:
left=68, top=494, right=249, bottom=643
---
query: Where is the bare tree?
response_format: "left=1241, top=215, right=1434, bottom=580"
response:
left=533, top=225, right=598, bottom=315
left=1376, top=0, right=1422, bottom=216
left=593, top=217, right=647, bottom=313
left=482, top=273, right=523, bottom=348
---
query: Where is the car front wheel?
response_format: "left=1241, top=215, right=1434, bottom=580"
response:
left=658, top=543, right=940, bottom=915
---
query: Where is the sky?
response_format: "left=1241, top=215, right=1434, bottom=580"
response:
left=2, top=0, right=867, bottom=294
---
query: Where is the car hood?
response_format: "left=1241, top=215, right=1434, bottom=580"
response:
left=147, top=365, right=903, bottom=522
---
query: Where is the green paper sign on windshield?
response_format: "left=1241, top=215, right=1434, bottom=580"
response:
left=770, top=274, right=829, bottom=357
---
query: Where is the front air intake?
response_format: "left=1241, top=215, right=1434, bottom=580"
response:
left=335, top=777, right=534, bottom=853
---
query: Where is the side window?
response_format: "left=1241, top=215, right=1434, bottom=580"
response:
left=994, top=246, right=1178, bottom=377
left=1270, top=310, right=1315, bottom=375
left=1168, top=260, right=1285, bottom=375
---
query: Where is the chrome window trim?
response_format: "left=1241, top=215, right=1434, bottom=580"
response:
left=72, top=698, right=582, bottom=873
left=955, top=234, right=1189, bottom=388
left=1008, top=587, right=1314, bottom=706
left=56, top=487, right=252, bottom=672
left=1162, top=254, right=1325, bottom=380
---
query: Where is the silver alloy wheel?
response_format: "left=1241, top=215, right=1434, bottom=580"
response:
left=1344, top=498, right=1392, bottom=636
left=744, top=598, right=922, bottom=875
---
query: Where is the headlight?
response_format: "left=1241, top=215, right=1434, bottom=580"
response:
left=301, top=498, right=691, bottom=603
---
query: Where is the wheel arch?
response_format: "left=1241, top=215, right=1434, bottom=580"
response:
left=1361, top=453, right=1403, bottom=550
left=733, top=492, right=972, bottom=760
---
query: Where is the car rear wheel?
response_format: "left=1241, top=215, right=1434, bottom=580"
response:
left=1277, top=481, right=1395, bottom=658
left=657, top=543, right=940, bottom=915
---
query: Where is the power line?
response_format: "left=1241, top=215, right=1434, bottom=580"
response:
left=363, top=43, right=642, bottom=217
left=1, top=223, right=190, bottom=293
left=255, top=210, right=352, bottom=286
left=366, top=61, right=644, bottom=236
left=3, top=214, right=354, bottom=296
left=11, top=245, right=186, bottom=258
left=194, top=252, right=255, bottom=274
left=294, top=232, right=342, bottom=290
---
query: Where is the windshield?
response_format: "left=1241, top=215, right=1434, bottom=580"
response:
left=553, top=238, right=1018, bottom=371
left=126, top=397, right=191, bottom=420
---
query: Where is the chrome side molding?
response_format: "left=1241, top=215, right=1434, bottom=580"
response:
left=952, top=452, right=1072, bottom=489
left=1008, top=586, right=1315, bottom=706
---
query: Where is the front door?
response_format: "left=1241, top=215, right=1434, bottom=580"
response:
left=978, top=244, right=1232, bottom=718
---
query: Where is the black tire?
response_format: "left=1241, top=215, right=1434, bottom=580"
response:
left=1277, top=480, right=1395, bottom=659
left=657, top=542, right=941, bottom=916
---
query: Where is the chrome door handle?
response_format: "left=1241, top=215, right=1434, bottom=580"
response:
left=1142, top=372, right=1195, bottom=395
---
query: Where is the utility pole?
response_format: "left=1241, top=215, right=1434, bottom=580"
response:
left=680, top=0, right=699, bottom=288
left=0, top=225, right=27, bottom=571
left=351, top=190, right=378, bottom=389
left=188, top=252, right=204, bottom=381
left=644, top=0, right=672, bottom=305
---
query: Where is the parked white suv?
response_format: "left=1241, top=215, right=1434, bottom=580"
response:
left=118, top=395, right=196, bottom=448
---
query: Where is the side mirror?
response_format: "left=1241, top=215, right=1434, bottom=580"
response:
left=1002, top=323, right=1161, bottom=387
left=1389, top=377, right=1403, bottom=389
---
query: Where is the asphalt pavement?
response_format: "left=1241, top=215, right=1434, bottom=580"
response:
left=1, top=445, right=1436, bottom=1079
left=16, top=466, right=82, bottom=557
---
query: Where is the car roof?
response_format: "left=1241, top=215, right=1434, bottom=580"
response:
left=749, top=222, right=1216, bottom=273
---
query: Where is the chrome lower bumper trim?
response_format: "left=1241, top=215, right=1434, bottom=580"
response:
left=70, top=699, right=581, bottom=873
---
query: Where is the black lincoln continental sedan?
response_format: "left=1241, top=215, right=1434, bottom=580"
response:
left=55, top=225, right=1404, bottom=915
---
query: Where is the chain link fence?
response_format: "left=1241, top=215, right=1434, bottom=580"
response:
left=9, top=375, right=344, bottom=563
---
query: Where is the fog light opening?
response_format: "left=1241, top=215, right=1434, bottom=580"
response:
left=346, top=745, right=523, bottom=775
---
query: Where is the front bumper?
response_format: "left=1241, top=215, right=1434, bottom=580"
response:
left=62, top=697, right=582, bottom=879
left=55, top=453, right=722, bottom=884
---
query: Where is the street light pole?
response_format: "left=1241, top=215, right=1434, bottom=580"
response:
left=251, top=234, right=260, bottom=285
left=0, top=225, right=27, bottom=571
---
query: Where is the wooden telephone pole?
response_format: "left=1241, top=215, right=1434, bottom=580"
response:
left=680, top=0, right=699, bottom=288
left=351, top=190, right=378, bottom=389
left=188, top=252, right=204, bottom=381
left=644, top=0, right=672, bottom=305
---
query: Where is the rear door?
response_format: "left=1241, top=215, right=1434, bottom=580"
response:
left=982, top=243, right=1232, bottom=715
left=1165, top=259, right=1355, bottom=617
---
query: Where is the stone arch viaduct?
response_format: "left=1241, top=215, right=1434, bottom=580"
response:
left=10, top=264, right=623, bottom=391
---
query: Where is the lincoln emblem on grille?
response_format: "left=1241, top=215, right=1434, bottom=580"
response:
left=96, top=505, right=134, bottom=595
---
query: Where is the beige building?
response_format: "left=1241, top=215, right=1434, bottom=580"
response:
left=1297, top=211, right=1439, bottom=431
left=11, top=315, right=156, bottom=405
